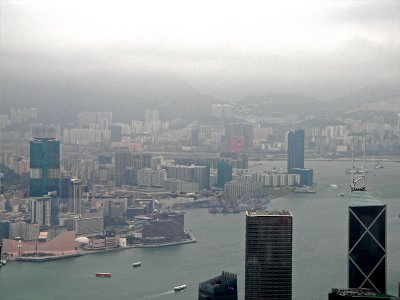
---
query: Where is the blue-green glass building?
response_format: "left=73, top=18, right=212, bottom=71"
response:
left=292, top=168, right=314, bottom=186
left=287, top=129, right=304, bottom=174
left=217, top=160, right=232, bottom=188
left=29, top=138, right=61, bottom=197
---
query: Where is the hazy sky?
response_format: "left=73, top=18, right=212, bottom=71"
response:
left=1, top=0, right=400, bottom=101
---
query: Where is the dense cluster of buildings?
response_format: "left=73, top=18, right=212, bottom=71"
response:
left=0, top=106, right=399, bottom=298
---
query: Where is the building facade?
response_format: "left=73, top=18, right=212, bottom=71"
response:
left=69, top=178, right=83, bottom=215
left=245, top=210, right=293, bottom=300
left=349, top=191, right=387, bottom=294
left=29, top=138, right=61, bottom=197
left=287, top=129, right=304, bottom=174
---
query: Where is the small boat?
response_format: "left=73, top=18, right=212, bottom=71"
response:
left=132, top=262, right=141, bottom=267
left=330, top=184, right=338, bottom=189
left=375, top=161, right=384, bottom=169
left=96, top=272, right=111, bottom=278
left=0, top=260, right=6, bottom=266
left=174, top=285, right=187, bottom=292
left=338, top=193, right=344, bottom=197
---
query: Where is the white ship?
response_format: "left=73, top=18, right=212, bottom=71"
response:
left=132, top=262, right=141, bottom=267
left=293, top=186, right=316, bottom=193
left=174, top=285, right=187, bottom=292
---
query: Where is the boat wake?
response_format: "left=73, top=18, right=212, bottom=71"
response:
left=138, top=290, right=175, bottom=299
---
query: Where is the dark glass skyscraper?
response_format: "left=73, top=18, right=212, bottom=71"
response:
left=287, top=129, right=304, bottom=174
left=29, top=138, right=61, bottom=197
left=349, top=191, right=386, bottom=294
left=245, top=210, right=293, bottom=300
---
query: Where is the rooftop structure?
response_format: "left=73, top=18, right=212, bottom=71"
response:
left=246, top=210, right=292, bottom=217
left=348, top=145, right=387, bottom=294
left=199, top=271, right=238, bottom=300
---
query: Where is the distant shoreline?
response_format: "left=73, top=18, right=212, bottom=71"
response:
left=8, top=235, right=197, bottom=263
left=250, top=157, right=400, bottom=162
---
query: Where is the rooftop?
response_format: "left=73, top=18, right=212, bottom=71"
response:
left=349, top=190, right=384, bottom=206
left=246, top=210, right=292, bottom=217
left=199, top=271, right=237, bottom=288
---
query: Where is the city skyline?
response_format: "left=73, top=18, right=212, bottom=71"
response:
left=1, top=1, right=400, bottom=299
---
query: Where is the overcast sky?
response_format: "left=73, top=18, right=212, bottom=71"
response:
left=1, top=0, right=399, bottom=101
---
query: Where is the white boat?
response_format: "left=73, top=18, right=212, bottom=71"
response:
left=132, top=262, right=141, bottom=267
left=174, top=285, right=187, bottom=292
left=330, top=184, right=338, bottom=189
left=375, top=161, right=384, bottom=169
left=0, top=260, right=6, bottom=266
left=294, top=186, right=316, bottom=193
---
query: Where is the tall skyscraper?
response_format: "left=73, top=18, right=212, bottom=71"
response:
left=348, top=191, right=386, bottom=293
left=287, top=129, right=304, bottom=174
left=69, top=178, right=82, bottom=215
left=245, top=210, right=293, bottom=300
left=29, top=138, right=61, bottom=197
left=198, top=271, right=238, bottom=300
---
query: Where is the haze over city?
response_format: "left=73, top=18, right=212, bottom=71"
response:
left=2, top=0, right=400, bottom=120
left=1, top=1, right=400, bottom=300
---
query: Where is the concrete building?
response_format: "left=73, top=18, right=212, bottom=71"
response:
left=69, top=178, right=82, bottom=215
left=198, top=271, right=238, bottom=300
left=75, top=216, right=104, bottom=236
left=245, top=210, right=293, bottom=300
left=114, top=152, right=152, bottom=187
left=224, top=181, right=262, bottom=200
left=31, top=196, right=52, bottom=226
left=9, top=221, right=40, bottom=241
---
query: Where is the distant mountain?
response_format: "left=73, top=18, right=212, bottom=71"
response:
left=0, top=70, right=218, bottom=124
left=330, top=83, right=400, bottom=110
left=238, top=93, right=326, bottom=115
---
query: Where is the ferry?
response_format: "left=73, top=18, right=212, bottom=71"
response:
left=132, top=262, right=141, bottom=267
left=96, top=272, right=111, bottom=278
left=293, top=186, right=316, bottom=193
left=174, top=285, right=187, bottom=292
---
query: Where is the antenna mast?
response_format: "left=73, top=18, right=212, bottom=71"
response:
left=350, top=133, right=367, bottom=192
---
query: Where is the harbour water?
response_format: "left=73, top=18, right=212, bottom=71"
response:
left=0, top=160, right=399, bottom=299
